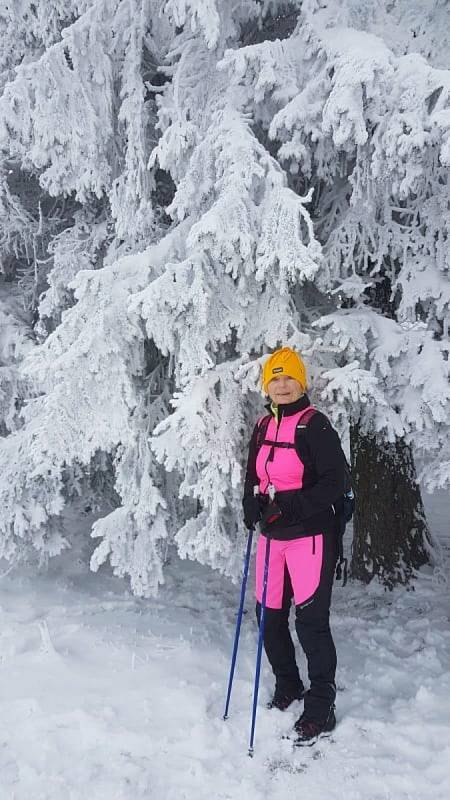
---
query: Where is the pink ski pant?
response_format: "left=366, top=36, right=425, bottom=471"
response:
left=255, top=534, right=324, bottom=610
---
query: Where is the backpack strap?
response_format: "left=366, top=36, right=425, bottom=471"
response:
left=293, top=407, right=318, bottom=474
left=295, top=406, right=318, bottom=429
left=255, top=415, right=271, bottom=452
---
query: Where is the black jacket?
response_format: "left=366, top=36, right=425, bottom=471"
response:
left=243, top=394, right=347, bottom=540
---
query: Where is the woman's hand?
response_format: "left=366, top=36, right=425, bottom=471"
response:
left=242, top=493, right=269, bottom=530
left=242, top=494, right=263, bottom=530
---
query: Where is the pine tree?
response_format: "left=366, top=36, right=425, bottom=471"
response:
left=0, top=1, right=448, bottom=593
left=226, top=0, right=449, bottom=583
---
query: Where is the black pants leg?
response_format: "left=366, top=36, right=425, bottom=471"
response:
left=295, top=532, right=337, bottom=722
left=255, top=567, right=303, bottom=695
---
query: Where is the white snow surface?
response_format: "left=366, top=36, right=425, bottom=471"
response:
left=0, top=493, right=449, bottom=800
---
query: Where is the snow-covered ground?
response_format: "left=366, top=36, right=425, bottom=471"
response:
left=0, top=493, right=449, bottom=800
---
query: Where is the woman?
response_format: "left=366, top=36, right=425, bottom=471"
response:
left=242, top=347, right=347, bottom=744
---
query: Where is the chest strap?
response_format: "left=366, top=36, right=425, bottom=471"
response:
left=260, top=440, right=295, bottom=449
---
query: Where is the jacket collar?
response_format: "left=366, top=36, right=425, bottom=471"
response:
left=265, top=393, right=311, bottom=420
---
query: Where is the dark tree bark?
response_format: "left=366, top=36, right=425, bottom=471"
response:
left=350, top=421, right=431, bottom=587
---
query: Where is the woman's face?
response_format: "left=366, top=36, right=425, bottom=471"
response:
left=267, top=375, right=304, bottom=405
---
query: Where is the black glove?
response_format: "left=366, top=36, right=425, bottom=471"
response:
left=242, top=494, right=263, bottom=530
left=275, top=490, right=303, bottom=523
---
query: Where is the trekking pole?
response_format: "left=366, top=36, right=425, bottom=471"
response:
left=248, top=530, right=271, bottom=757
left=248, top=482, right=277, bottom=757
left=223, top=489, right=259, bottom=721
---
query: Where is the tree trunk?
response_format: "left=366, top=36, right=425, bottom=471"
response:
left=350, top=421, right=431, bottom=587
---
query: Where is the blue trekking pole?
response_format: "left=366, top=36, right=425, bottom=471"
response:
left=223, top=511, right=256, bottom=721
left=248, top=530, right=271, bottom=756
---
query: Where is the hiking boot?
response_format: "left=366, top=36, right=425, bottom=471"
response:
left=293, top=707, right=336, bottom=745
left=267, top=685, right=305, bottom=711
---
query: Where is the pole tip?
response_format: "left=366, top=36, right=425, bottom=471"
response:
left=248, top=748, right=254, bottom=758
left=223, top=715, right=228, bottom=721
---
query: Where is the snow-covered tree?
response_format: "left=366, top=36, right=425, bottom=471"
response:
left=219, top=1, right=450, bottom=585
left=0, top=0, right=449, bottom=593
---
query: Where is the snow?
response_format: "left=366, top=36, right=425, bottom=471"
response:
left=0, top=495, right=449, bottom=800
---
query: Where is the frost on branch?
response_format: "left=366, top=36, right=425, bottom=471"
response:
left=0, top=243, right=172, bottom=593
left=162, top=0, right=221, bottom=49
left=0, top=288, right=34, bottom=436
left=151, top=361, right=250, bottom=578
left=315, top=310, right=450, bottom=489
left=38, top=209, right=111, bottom=327
left=0, top=0, right=163, bottom=242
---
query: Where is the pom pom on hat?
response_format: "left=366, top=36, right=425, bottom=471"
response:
left=262, top=347, right=307, bottom=394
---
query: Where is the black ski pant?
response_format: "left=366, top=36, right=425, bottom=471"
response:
left=256, top=530, right=337, bottom=722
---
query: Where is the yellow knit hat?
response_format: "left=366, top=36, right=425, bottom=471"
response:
left=262, top=347, right=307, bottom=394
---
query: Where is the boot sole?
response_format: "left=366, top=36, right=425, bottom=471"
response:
left=293, top=729, right=334, bottom=747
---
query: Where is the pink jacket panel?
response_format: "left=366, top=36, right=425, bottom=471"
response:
left=255, top=407, right=314, bottom=494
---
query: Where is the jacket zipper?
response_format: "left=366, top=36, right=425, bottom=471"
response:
left=264, top=407, right=282, bottom=491
left=312, top=535, right=316, bottom=555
